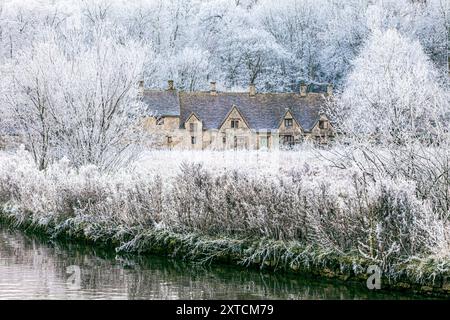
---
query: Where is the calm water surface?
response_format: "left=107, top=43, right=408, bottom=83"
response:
left=0, top=228, right=434, bottom=300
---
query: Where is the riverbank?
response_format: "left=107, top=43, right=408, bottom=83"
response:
left=1, top=206, right=449, bottom=297
left=2, top=227, right=435, bottom=300
left=1, top=149, right=450, bottom=297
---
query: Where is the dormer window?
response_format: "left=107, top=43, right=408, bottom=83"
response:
left=189, top=123, right=198, bottom=132
left=156, top=117, right=164, bottom=125
left=319, top=120, right=327, bottom=129
left=231, top=119, right=239, bottom=129
left=285, top=118, right=293, bottom=128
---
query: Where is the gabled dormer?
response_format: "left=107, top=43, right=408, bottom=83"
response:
left=311, top=114, right=333, bottom=133
left=277, top=108, right=304, bottom=148
left=219, top=105, right=250, bottom=131
left=184, top=112, right=203, bottom=149
left=310, top=114, right=334, bottom=144
left=184, top=112, right=203, bottom=133
left=278, top=109, right=303, bottom=133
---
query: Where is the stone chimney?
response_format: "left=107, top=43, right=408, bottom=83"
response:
left=249, top=83, right=256, bottom=96
left=138, top=80, right=144, bottom=95
left=300, top=82, right=307, bottom=97
left=210, top=81, right=217, bottom=95
left=168, top=80, right=174, bottom=90
left=327, top=83, right=333, bottom=96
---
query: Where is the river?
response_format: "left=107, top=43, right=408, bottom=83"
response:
left=0, top=228, right=433, bottom=300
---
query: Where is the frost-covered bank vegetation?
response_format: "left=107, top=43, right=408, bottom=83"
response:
left=1, top=146, right=450, bottom=294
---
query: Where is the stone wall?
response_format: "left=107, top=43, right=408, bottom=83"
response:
left=143, top=114, right=335, bottom=150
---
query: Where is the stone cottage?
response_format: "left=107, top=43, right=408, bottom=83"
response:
left=141, top=80, right=334, bottom=150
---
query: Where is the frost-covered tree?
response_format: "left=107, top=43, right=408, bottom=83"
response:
left=364, top=0, right=449, bottom=70
left=0, top=0, right=448, bottom=92
left=168, top=46, right=211, bottom=91
left=331, top=28, right=449, bottom=146
left=219, top=27, right=287, bottom=88
left=257, top=0, right=327, bottom=84
left=2, top=29, right=148, bottom=170
left=327, top=28, right=449, bottom=219
left=1, top=34, right=58, bottom=170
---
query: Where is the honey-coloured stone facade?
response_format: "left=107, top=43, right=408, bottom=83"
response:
left=142, top=81, right=335, bottom=150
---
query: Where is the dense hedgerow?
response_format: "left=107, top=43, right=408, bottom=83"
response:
left=0, top=147, right=449, bottom=278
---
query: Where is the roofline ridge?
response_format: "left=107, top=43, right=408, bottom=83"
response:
left=143, top=88, right=179, bottom=93
left=145, top=89, right=328, bottom=95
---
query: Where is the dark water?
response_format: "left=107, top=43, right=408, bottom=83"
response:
left=0, top=228, right=433, bottom=300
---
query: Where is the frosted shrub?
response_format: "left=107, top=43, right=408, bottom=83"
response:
left=0, top=149, right=449, bottom=274
left=304, top=174, right=448, bottom=267
left=165, top=163, right=310, bottom=240
left=163, top=161, right=449, bottom=268
left=0, top=150, right=163, bottom=231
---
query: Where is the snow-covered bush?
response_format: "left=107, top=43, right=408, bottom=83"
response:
left=0, top=148, right=162, bottom=230
left=1, top=148, right=448, bottom=271
left=165, top=161, right=448, bottom=267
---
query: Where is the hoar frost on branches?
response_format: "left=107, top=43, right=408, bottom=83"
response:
left=0, top=0, right=447, bottom=91
left=2, top=29, right=149, bottom=170
left=330, top=28, right=449, bottom=146
left=0, top=150, right=449, bottom=279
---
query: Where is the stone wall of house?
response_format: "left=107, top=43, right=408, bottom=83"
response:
left=278, top=111, right=304, bottom=145
left=308, top=115, right=335, bottom=144
left=184, top=115, right=203, bottom=150
left=143, top=114, right=335, bottom=150
left=142, top=116, right=184, bottom=149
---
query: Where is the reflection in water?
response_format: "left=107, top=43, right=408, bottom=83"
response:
left=0, top=228, right=430, bottom=300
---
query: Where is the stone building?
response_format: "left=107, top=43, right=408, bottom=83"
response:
left=142, top=80, right=334, bottom=150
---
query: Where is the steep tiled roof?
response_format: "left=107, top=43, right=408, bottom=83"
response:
left=178, top=92, right=325, bottom=131
left=143, top=89, right=328, bottom=132
left=143, top=90, right=180, bottom=116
